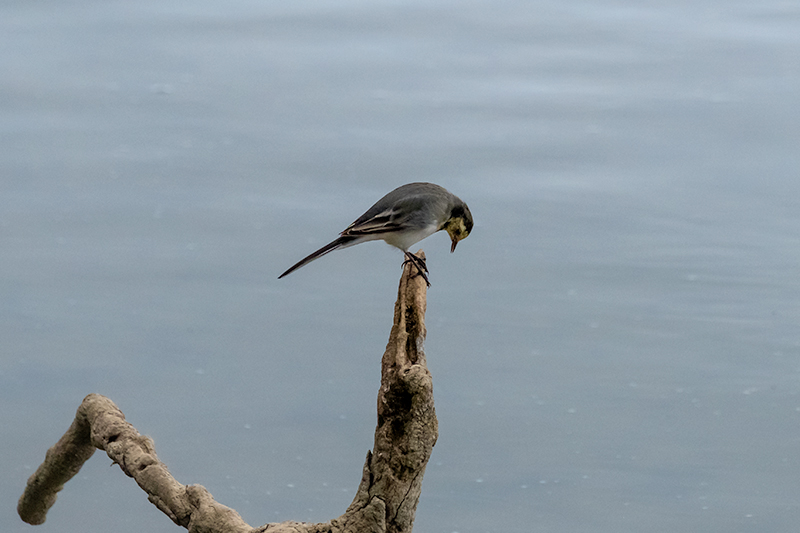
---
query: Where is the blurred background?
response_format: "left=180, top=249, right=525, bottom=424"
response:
left=2, top=1, right=799, bottom=532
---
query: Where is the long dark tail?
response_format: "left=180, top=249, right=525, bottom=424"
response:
left=278, top=236, right=356, bottom=279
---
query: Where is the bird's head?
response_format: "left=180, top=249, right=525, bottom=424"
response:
left=443, top=202, right=473, bottom=252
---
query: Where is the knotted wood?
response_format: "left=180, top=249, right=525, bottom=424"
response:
left=19, top=251, right=437, bottom=533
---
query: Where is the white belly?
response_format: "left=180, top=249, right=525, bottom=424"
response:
left=382, top=224, right=440, bottom=251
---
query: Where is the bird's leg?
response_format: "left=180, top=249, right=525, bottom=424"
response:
left=403, top=251, right=428, bottom=272
left=403, top=251, right=431, bottom=287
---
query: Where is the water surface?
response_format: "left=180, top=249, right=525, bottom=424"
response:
left=2, top=1, right=799, bottom=532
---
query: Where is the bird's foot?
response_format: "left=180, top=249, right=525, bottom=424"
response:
left=403, top=251, right=429, bottom=272
left=403, top=251, right=431, bottom=287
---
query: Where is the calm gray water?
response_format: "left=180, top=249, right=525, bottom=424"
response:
left=2, top=1, right=799, bottom=532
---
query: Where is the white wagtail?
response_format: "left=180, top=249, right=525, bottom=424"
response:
left=278, top=182, right=473, bottom=285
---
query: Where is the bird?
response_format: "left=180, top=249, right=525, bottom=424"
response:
left=278, top=182, right=473, bottom=286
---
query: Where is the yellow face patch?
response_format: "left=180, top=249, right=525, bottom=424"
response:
left=445, top=217, right=470, bottom=240
left=444, top=216, right=471, bottom=252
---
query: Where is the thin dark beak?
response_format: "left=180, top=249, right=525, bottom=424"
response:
left=450, top=237, right=458, bottom=253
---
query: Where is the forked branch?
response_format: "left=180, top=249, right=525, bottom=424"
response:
left=19, top=251, right=438, bottom=533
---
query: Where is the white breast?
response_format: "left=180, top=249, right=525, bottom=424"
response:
left=382, top=224, right=440, bottom=251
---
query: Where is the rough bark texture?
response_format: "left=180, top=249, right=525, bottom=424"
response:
left=17, top=393, right=251, bottom=533
left=18, top=251, right=437, bottom=533
left=330, top=250, right=438, bottom=533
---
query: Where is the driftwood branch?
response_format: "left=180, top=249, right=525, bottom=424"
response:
left=18, top=251, right=438, bottom=533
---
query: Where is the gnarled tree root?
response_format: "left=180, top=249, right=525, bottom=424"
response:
left=19, top=251, right=437, bottom=533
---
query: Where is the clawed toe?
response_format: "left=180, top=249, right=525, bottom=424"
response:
left=403, top=251, right=431, bottom=286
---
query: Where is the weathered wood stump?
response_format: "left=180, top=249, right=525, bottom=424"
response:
left=19, top=251, right=437, bottom=533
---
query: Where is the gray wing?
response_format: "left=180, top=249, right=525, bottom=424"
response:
left=341, top=183, right=449, bottom=237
